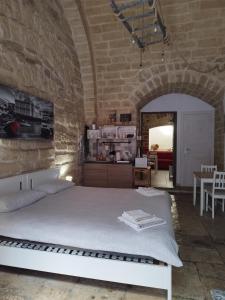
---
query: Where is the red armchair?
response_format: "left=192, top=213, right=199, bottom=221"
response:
left=157, top=150, right=173, bottom=170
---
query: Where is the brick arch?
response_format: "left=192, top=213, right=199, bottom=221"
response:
left=131, top=65, right=225, bottom=168
left=60, top=0, right=97, bottom=124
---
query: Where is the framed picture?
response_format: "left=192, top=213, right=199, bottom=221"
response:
left=120, top=113, right=132, bottom=123
left=0, top=84, right=54, bottom=140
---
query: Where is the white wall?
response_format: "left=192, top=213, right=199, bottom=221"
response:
left=149, top=125, right=173, bottom=150
left=141, top=94, right=214, bottom=112
left=141, top=94, right=215, bottom=186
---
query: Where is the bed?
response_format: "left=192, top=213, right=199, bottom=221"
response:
left=0, top=168, right=182, bottom=300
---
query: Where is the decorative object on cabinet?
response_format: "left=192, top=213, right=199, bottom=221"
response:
left=135, top=157, right=148, bottom=168
left=87, top=129, right=101, bottom=140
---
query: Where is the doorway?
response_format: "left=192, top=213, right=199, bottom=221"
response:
left=141, top=112, right=177, bottom=188
left=140, top=93, right=215, bottom=187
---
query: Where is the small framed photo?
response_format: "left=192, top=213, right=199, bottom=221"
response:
left=120, top=113, right=132, bottom=123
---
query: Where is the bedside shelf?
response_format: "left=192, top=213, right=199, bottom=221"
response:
left=133, top=167, right=151, bottom=188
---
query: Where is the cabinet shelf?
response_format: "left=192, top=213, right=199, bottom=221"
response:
left=87, top=125, right=136, bottom=162
left=100, top=140, right=132, bottom=144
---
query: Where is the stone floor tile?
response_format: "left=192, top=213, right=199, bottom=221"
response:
left=124, top=286, right=165, bottom=300
left=175, top=233, right=213, bottom=248
left=67, top=282, right=126, bottom=300
left=215, top=244, right=225, bottom=261
left=74, top=278, right=127, bottom=300
left=180, top=245, right=223, bottom=264
left=173, top=262, right=205, bottom=300
left=200, top=277, right=225, bottom=300
left=0, top=193, right=225, bottom=300
left=196, top=262, right=225, bottom=280
left=202, top=218, right=225, bottom=243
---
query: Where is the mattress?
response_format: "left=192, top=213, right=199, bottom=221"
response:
left=0, top=186, right=182, bottom=267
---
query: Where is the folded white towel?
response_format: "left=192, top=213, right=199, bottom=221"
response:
left=122, top=214, right=159, bottom=225
left=118, top=216, right=166, bottom=232
left=122, top=209, right=154, bottom=223
left=136, top=187, right=166, bottom=197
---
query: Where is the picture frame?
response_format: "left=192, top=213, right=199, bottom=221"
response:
left=0, top=84, right=54, bottom=140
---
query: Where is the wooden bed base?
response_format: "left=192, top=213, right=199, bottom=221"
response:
left=0, top=168, right=172, bottom=300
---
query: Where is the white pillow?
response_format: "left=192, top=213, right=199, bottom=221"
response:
left=0, top=190, right=47, bottom=213
left=35, top=179, right=74, bottom=194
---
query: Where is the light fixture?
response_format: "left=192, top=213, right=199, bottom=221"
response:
left=130, top=37, right=136, bottom=44
left=154, top=21, right=158, bottom=32
left=110, top=0, right=168, bottom=50
left=161, top=49, right=165, bottom=62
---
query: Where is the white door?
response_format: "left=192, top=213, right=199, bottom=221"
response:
left=180, top=111, right=214, bottom=186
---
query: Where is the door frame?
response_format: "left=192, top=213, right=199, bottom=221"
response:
left=140, top=112, right=177, bottom=187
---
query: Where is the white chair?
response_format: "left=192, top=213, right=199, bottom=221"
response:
left=201, top=165, right=217, bottom=210
left=193, top=165, right=217, bottom=208
left=205, top=171, right=225, bottom=219
left=201, top=165, right=217, bottom=172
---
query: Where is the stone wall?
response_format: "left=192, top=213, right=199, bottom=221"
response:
left=80, top=0, right=225, bottom=168
left=60, top=0, right=97, bottom=125
left=0, top=1, right=84, bottom=181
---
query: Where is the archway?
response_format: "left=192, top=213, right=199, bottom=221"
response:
left=141, top=94, right=215, bottom=187
left=131, top=66, right=225, bottom=169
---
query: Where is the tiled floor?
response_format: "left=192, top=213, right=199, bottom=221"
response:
left=151, top=170, right=173, bottom=188
left=0, top=193, right=225, bottom=300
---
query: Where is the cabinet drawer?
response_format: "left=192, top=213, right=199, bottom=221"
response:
left=83, top=163, right=133, bottom=188
left=83, top=178, right=108, bottom=187
left=83, top=164, right=108, bottom=187
left=108, top=179, right=132, bottom=188
left=109, top=166, right=132, bottom=179
left=83, top=164, right=107, bottom=171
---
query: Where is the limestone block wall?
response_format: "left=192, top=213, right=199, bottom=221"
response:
left=60, top=0, right=97, bottom=125
left=80, top=0, right=225, bottom=168
left=0, top=1, right=84, bottom=181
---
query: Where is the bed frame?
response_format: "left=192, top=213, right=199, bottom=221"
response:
left=0, top=169, right=172, bottom=300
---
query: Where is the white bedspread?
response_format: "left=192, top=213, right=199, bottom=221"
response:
left=0, top=186, right=182, bottom=267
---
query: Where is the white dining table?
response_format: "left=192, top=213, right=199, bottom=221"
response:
left=193, top=171, right=214, bottom=216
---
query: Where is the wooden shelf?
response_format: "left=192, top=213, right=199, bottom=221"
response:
left=133, top=167, right=151, bottom=187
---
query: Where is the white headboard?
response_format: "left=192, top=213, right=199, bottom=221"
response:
left=0, top=174, right=26, bottom=195
left=26, top=168, right=60, bottom=189
left=0, top=168, right=60, bottom=195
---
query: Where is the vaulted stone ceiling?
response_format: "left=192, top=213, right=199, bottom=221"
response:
left=61, top=0, right=225, bottom=167
left=60, top=0, right=97, bottom=124
left=61, top=0, right=225, bottom=120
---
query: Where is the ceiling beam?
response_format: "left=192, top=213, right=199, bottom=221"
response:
left=121, top=10, right=155, bottom=22
left=116, top=0, right=154, bottom=12
left=110, top=0, right=145, bottom=48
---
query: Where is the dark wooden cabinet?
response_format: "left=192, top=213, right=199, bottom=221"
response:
left=83, top=163, right=133, bottom=188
